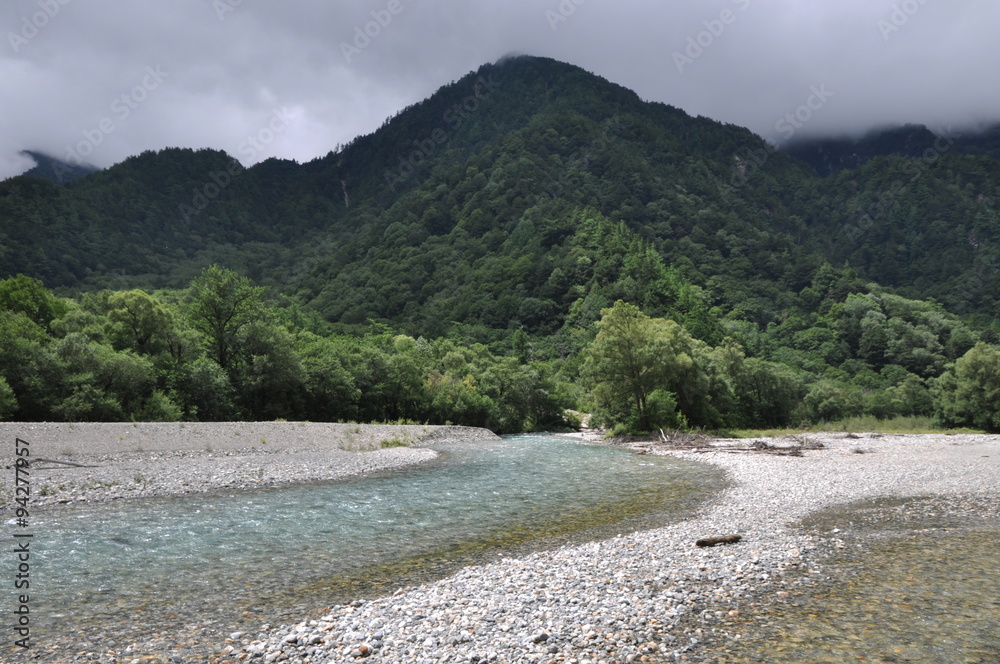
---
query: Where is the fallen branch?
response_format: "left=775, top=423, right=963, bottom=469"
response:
left=689, top=446, right=804, bottom=456
left=654, top=430, right=713, bottom=448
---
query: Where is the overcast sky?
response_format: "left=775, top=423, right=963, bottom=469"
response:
left=3, top=0, right=998, bottom=180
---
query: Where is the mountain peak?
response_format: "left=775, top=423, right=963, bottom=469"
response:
left=17, top=150, right=100, bottom=185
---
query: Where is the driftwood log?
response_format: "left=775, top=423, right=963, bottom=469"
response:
left=695, top=534, right=742, bottom=547
left=30, top=457, right=99, bottom=469
left=640, top=434, right=826, bottom=457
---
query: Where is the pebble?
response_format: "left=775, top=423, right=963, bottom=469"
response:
left=16, top=423, right=500, bottom=509
left=227, top=433, right=1000, bottom=664
left=10, top=430, right=999, bottom=663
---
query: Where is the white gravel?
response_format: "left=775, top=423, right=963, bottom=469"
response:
left=225, top=432, right=1000, bottom=664
left=0, top=422, right=498, bottom=508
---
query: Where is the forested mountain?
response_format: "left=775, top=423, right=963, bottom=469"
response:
left=785, top=123, right=1000, bottom=176
left=18, top=150, right=100, bottom=185
left=2, top=55, right=999, bottom=431
left=4, top=56, right=998, bottom=327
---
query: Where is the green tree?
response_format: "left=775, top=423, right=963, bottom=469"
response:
left=802, top=380, right=863, bottom=423
left=106, top=290, right=173, bottom=355
left=933, top=343, right=1000, bottom=431
left=0, top=310, right=57, bottom=419
left=233, top=321, right=306, bottom=419
left=426, top=372, right=495, bottom=427
left=51, top=333, right=156, bottom=421
left=173, top=356, right=237, bottom=420
left=0, top=274, right=67, bottom=328
left=479, top=357, right=567, bottom=433
left=0, top=376, right=17, bottom=420
left=582, top=301, right=666, bottom=431
left=131, top=390, right=184, bottom=422
left=731, top=358, right=806, bottom=428
left=188, top=266, right=267, bottom=371
left=298, top=332, right=361, bottom=421
left=349, top=341, right=427, bottom=422
left=884, top=374, right=934, bottom=417
left=582, top=301, right=724, bottom=431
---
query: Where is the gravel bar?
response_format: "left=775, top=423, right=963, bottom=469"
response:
left=0, top=422, right=499, bottom=509
left=222, top=432, right=1000, bottom=664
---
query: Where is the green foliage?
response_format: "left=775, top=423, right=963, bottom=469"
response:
left=1, top=56, right=997, bottom=432
left=173, top=357, right=236, bottom=421
left=0, top=261, right=990, bottom=433
left=582, top=301, right=732, bottom=432
left=933, top=343, right=1000, bottom=431
left=731, top=415, right=949, bottom=437
left=234, top=321, right=306, bottom=419
left=582, top=301, right=667, bottom=431
left=131, top=390, right=184, bottom=422
left=106, top=290, right=173, bottom=354
left=730, top=358, right=807, bottom=428
left=644, top=389, right=682, bottom=430
left=0, top=275, right=68, bottom=328
left=801, top=381, right=864, bottom=423
left=188, top=265, right=267, bottom=371
left=0, top=376, right=17, bottom=420
left=297, top=332, right=361, bottom=422
left=49, top=333, right=157, bottom=421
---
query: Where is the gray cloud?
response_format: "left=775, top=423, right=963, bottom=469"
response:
left=2, top=0, right=998, bottom=179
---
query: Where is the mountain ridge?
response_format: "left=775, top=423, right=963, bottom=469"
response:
left=17, top=149, right=100, bottom=184
left=2, top=55, right=998, bottom=331
left=2, top=55, right=999, bottom=431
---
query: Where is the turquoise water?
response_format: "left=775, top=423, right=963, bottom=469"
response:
left=15, top=434, right=723, bottom=660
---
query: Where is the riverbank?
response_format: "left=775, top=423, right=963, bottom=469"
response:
left=229, top=432, right=1000, bottom=664
left=0, top=422, right=499, bottom=508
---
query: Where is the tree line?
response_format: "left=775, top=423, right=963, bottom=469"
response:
left=582, top=300, right=1000, bottom=433
left=2, top=269, right=999, bottom=432
left=0, top=270, right=567, bottom=432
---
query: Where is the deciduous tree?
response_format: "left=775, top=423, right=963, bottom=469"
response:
left=933, top=343, right=1000, bottom=431
left=188, top=266, right=266, bottom=371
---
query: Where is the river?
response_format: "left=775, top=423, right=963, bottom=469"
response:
left=21, top=434, right=724, bottom=661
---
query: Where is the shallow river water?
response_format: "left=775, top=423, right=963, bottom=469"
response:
left=700, top=495, right=1000, bottom=663
left=18, top=434, right=723, bottom=661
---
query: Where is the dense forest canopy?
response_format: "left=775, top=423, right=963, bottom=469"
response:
left=2, top=56, right=999, bottom=432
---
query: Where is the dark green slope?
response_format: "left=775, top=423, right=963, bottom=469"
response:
left=291, top=56, right=834, bottom=336
left=811, top=154, right=1000, bottom=314
left=783, top=122, right=1000, bottom=176
left=18, top=150, right=100, bottom=184
left=1, top=55, right=998, bottom=339
left=301, top=83, right=819, bottom=337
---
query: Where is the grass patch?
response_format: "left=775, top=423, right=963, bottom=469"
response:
left=380, top=436, right=411, bottom=448
left=81, top=479, right=119, bottom=490
left=726, top=416, right=984, bottom=438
